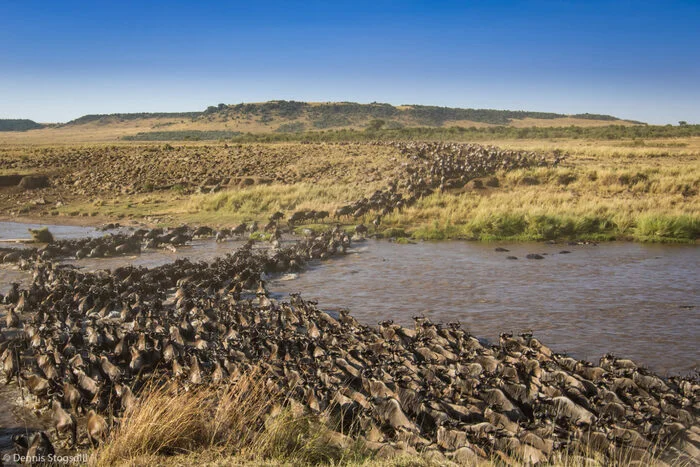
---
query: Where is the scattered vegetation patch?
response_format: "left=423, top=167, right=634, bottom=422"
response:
left=520, top=176, right=540, bottom=186
left=27, top=227, right=54, bottom=242
left=200, top=125, right=700, bottom=143
left=312, top=115, right=352, bottom=129
left=248, top=231, right=272, bottom=241
left=557, top=172, right=577, bottom=185
left=618, top=172, right=649, bottom=187
left=275, top=122, right=306, bottom=133
left=123, top=130, right=242, bottom=141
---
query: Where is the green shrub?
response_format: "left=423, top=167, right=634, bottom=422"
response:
left=635, top=215, right=700, bottom=241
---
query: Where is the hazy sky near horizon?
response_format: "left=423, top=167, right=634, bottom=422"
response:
left=1, top=1, right=698, bottom=124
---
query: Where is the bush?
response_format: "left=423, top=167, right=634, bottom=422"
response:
left=366, top=119, right=386, bottom=131
left=526, top=215, right=574, bottom=240
left=618, top=172, right=648, bottom=186
left=484, top=213, right=528, bottom=237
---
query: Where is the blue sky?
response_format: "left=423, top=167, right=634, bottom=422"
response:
left=1, top=1, right=698, bottom=124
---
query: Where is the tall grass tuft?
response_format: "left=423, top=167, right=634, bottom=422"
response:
left=91, top=368, right=372, bottom=466
left=92, top=367, right=278, bottom=465
left=635, top=214, right=700, bottom=242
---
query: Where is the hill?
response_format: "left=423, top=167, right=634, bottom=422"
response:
left=0, top=119, right=44, bottom=131
left=63, top=100, right=636, bottom=130
left=0, top=101, right=648, bottom=143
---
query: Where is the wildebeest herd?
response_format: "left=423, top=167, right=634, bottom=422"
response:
left=330, top=142, right=559, bottom=225
left=2, top=227, right=698, bottom=464
left=0, top=143, right=698, bottom=464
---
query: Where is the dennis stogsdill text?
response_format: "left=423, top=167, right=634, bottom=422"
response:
left=3, top=452, right=89, bottom=465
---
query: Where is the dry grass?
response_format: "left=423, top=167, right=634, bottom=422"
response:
left=377, top=150, right=699, bottom=241
left=91, top=368, right=366, bottom=467
left=478, top=136, right=700, bottom=157
left=101, top=453, right=445, bottom=467
left=186, top=182, right=373, bottom=220
left=92, top=367, right=276, bottom=464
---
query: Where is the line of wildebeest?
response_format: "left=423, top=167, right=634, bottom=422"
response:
left=0, top=143, right=697, bottom=464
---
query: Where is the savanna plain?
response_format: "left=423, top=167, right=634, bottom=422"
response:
left=0, top=107, right=698, bottom=466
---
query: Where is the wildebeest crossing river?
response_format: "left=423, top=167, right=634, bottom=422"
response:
left=1, top=222, right=697, bottom=375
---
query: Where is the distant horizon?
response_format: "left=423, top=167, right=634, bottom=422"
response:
left=2, top=1, right=698, bottom=124
left=2, top=99, right=650, bottom=125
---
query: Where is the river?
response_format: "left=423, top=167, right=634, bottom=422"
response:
left=271, top=239, right=699, bottom=375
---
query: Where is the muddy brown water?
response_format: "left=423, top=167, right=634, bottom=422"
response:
left=0, top=221, right=107, bottom=245
left=0, top=379, right=45, bottom=455
left=271, top=239, right=699, bottom=376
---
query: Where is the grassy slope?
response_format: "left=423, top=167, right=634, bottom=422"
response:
left=0, top=119, right=44, bottom=131
left=0, top=136, right=697, bottom=242
left=182, top=148, right=699, bottom=242
left=384, top=141, right=699, bottom=242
